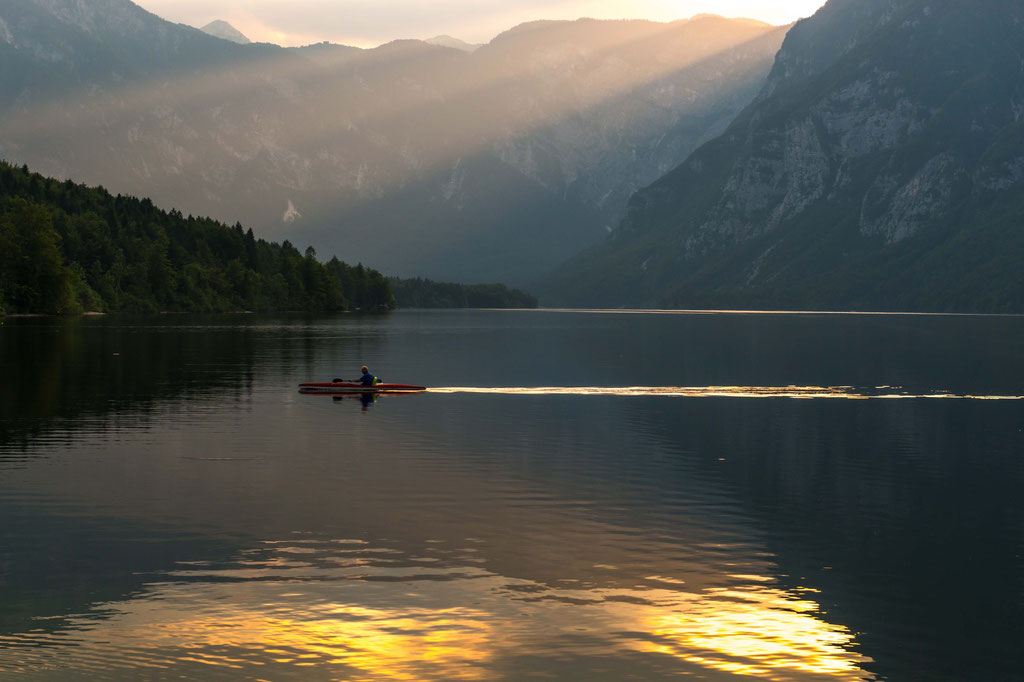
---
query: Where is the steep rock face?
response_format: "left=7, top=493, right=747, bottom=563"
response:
left=0, top=1, right=787, bottom=284
left=761, top=0, right=899, bottom=93
left=546, top=0, right=1024, bottom=311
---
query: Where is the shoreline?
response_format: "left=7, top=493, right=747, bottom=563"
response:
left=4, top=307, right=1024, bottom=318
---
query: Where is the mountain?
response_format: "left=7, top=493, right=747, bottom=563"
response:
left=0, top=0, right=788, bottom=285
left=424, top=35, right=480, bottom=52
left=545, top=0, right=1024, bottom=312
left=200, top=20, right=249, bottom=45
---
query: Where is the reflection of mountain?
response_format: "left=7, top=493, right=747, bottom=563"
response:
left=0, top=496, right=238, bottom=645
left=0, top=535, right=875, bottom=680
left=6, top=312, right=1021, bottom=679
left=640, top=398, right=1024, bottom=682
left=0, top=0, right=787, bottom=283
left=0, top=314, right=875, bottom=681
left=547, top=0, right=1024, bottom=310
left=0, top=314, right=333, bottom=647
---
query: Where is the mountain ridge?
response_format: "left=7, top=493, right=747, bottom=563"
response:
left=424, top=35, right=479, bottom=52
left=543, top=0, right=1024, bottom=312
left=0, top=1, right=789, bottom=285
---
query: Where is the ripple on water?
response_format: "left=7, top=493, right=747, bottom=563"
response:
left=0, top=538, right=876, bottom=681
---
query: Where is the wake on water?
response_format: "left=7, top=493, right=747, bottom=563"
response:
left=424, top=386, right=1024, bottom=400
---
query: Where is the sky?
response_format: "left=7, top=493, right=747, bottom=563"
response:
left=135, top=0, right=829, bottom=48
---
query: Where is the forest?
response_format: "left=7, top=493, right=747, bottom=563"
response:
left=390, top=277, right=538, bottom=309
left=0, top=161, right=394, bottom=314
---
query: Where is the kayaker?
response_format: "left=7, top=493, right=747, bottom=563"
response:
left=357, top=366, right=376, bottom=386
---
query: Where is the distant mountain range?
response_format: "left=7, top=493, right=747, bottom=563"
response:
left=0, top=0, right=787, bottom=284
left=424, top=35, right=480, bottom=52
left=200, top=20, right=249, bottom=45
left=546, top=0, right=1024, bottom=312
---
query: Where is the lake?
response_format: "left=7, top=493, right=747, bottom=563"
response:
left=1, top=309, right=1022, bottom=681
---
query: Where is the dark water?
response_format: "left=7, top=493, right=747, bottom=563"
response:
left=0, top=310, right=1022, bottom=681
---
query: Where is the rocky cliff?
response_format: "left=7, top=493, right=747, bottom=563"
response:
left=546, top=0, right=1024, bottom=311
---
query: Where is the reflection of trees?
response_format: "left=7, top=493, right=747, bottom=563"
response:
left=0, top=499, right=235, bottom=646
left=0, top=316, right=280, bottom=447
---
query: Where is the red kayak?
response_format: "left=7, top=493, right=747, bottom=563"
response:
left=299, top=381, right=426, bottom=394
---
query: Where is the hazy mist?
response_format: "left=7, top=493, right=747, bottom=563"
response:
left=0, top=2, right=788, bottom=283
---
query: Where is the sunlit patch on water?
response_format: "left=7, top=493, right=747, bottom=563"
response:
left=427, top=386, right=1024, bottom=400
left=0, top=540, right=875, bottom=681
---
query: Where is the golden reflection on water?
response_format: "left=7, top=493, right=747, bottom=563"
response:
left=136, top=599, right=495, bottom=680
left=637, top=587, right=868, bottom=680
left=0, top=544, right=875, bottom=681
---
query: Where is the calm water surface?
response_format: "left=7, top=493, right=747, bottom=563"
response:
left=0, top=310, right=1022, bottom=681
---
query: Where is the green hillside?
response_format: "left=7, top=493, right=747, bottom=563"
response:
left=0, top=161, right=393, bottom=315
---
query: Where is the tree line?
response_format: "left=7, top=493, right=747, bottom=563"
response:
left=0, top=161, right=394, bottom=314
left=390, top=277, right=538, bottom=309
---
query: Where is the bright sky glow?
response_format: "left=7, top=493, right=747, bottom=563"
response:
left=135, top=0, right=829, bottom=48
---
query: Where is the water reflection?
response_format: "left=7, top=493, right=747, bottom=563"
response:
left=333, top=393, right=378, bottom=411
left=0, top=314, right=315, bottom=447
left=0, top=539, right=873, bottom=681
left=322, top=392, right=428, bottom=411
left=3, top=311, right=1024, bottom=680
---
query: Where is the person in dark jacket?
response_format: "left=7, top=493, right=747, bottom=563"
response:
left=357, top=366, right=376, bottom=386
